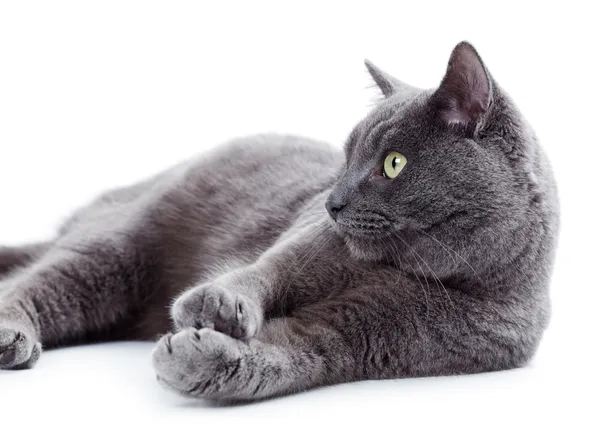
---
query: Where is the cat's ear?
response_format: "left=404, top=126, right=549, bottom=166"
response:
left=432, top=42, right=492, bottom=127
left=365, top=59, right=418, bottom=99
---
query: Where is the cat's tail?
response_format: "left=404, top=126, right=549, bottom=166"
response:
left=0, top=242, right=50, bottom=278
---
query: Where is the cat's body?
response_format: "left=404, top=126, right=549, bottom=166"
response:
left=50, top=135, right=344, bottom=342
left=0, top=43, right=558, bottom=401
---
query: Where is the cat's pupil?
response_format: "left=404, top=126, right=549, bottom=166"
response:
left=392, top=157, right=397, bottom=168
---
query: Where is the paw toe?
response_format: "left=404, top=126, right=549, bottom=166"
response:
left=171, top=284, right=262, bottom=339
left=152, top=328, right=244, bottom=398
left=0, top=328, right=40, bottom=370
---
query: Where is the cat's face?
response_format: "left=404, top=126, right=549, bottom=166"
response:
left=327, top=42, right=556, bottom=277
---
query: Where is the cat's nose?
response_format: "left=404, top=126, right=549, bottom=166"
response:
left=325, top=197, right=347, bottom=221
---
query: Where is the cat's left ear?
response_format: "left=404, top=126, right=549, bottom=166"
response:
left=432, top=42, right=493, bottom=128
left=365, top=59, right=419, bottom=100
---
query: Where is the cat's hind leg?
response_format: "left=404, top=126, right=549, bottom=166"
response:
left=0, top=235, right=159, bottom=369
left=0, top=242, right=49, bottom=279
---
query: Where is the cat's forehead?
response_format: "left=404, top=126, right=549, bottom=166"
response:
left=366, top=92, right=424, bottom=128
left=345, top=92, right=433, bottom=159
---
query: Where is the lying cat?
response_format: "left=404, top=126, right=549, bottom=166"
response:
left=0, top=42, right=558, bottom=401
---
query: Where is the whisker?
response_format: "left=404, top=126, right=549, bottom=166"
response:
left=280, top=236, right=332, bottom=313
left=389, top=241, right=430, bottom=318
left=395, top=233, right=456, bottom=312
left=415, top=228, right=481, bottom=283
left=394, top=236, right=432, bottom=304
left=277, top=221, right=332, bottom=313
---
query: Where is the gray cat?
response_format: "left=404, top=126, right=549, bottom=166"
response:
left=0, top=42, right=558, bottom=401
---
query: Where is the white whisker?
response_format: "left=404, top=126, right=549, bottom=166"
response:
left=395, top=233, right=456, bottom=312
left=389, top=240, right=430, bottom=317
left=416, top=228, right=481, bottom=283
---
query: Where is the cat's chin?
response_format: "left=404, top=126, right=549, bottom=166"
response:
left=330, top=221, right=395, bottom=262
left=341, top=234, right=389, bottom=262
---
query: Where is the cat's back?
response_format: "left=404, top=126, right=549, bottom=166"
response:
left=168, top=133, right=343, bottom=211
left=60, top=134, right=343, bottom=239
left=185, top=133, right=343, bottom=191
left=156, top=133, right=343, bottom=232
left=132, top=133, right=344, bottom=203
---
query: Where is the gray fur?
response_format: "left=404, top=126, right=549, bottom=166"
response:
left=0, top=42, right=558, bottom=402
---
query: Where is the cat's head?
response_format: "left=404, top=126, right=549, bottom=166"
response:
left=327, top=42, right=558, bottom=285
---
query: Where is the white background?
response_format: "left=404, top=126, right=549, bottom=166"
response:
left=0, top=1, right=598, bottom=440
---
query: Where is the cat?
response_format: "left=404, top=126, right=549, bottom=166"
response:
left=0, top=42, right=559, bottom=401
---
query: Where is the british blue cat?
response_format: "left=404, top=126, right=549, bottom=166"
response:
left=0, top=42, right=558, bottom=401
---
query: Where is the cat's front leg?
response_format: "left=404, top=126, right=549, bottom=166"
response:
left=170, top=224, right=347, bottom=339
left=171, top=282, right=263, bottom=339
left=170, top=252, right=281, bottom=339
left=153, top=314, right=354, bottom=401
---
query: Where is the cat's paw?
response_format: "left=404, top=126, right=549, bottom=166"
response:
left=171, top=283, right=262, bottom=339
left=0, top=325, right=41, bottom=370
left=152, top=328, right=245, bottom=399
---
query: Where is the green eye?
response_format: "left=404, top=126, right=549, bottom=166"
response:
left=383, top=152, right=407, bottom=179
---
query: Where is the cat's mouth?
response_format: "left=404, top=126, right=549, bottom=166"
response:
left=330, top=220, right=396, bottom=250
left=332, top=212, right=395, bottom=240
left=329, top=214, right=413, bottom=261
left=336, top=226, right=392, bottom=240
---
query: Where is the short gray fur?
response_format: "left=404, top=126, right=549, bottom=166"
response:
left=0, top=42, right=559, bottom=401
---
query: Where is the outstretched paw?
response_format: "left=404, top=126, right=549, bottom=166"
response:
left=171, top=283, right=262, bottom=339
left=0, top=325, right=41, bottom=370
left=152, top=328, right=246, bottom=399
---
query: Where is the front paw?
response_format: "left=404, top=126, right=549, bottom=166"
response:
left=152, top=328, right=244, bottom=399
left=0, top=324, right=41, bottom=370
left=171, top=283, right=262, bottom=339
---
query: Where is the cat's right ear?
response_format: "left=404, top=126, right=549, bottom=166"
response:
left=365, top=60, right=419, bottom=100
left=431, top=42, right=492, bottom=129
